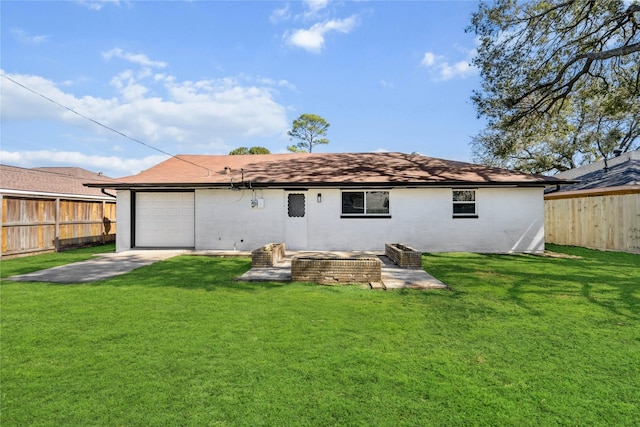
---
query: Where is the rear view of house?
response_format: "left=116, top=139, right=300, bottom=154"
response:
left=87, top=152, right=566, bottom=253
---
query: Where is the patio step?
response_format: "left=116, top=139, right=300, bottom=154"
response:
left=369, top=281, right=386, bottom=290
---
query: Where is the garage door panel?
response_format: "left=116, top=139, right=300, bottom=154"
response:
left=135, top=192, right=195, bottom=247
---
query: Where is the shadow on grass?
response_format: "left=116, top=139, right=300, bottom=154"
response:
left=425, top=249, right=639, bottom=319
left=24, top=247, right=638, bottom=320
left=142, top=250, right=636, bottom=313
left=81, top=256, right=293, bottom=292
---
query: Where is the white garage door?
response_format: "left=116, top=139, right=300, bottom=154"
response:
left=135, top=192, right=195, bottom=247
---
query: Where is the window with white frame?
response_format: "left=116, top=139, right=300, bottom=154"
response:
left=452, top=190, right=477, bottom=217
left=341, top=191, right=390, bottom=217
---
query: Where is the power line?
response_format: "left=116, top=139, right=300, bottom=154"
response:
left=1, top=72, right=212, bottom=174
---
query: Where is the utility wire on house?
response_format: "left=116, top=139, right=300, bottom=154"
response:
left=1, top=73, right=212, bottom=175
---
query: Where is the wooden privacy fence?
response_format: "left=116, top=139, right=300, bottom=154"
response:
left=1, top=196, right=116, bottom=257
left=545, top=189, right=640, bottom=253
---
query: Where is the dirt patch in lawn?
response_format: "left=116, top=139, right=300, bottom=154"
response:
left=539, top=251, right=583, bottom=259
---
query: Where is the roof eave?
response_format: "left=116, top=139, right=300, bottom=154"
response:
left=85, top=180, right=561, bottom=190
left=1, top=188, right=115, bottom=200
left=545, top=184, right=640, bottom=199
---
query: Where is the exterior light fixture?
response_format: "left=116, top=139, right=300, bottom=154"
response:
left=317, top=193, right=322, bottom=203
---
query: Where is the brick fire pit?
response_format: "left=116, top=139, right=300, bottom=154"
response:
left=291, top=255, right=382, bottom=285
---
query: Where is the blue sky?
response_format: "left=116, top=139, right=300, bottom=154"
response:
left=1, top=0, right=484, bottom=178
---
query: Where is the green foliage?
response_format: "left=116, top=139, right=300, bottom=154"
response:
left=285, top=144, right=306, bottom=153
left=2, top=246, right=639, bottom=425
left=469, top=0, right=640, bottom=173
left=287, top=113, right=330, bottom=153
left=229, top=146, right=271, bottom=155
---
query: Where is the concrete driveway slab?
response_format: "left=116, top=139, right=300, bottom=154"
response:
left=5, top=250, right=186, bottom=284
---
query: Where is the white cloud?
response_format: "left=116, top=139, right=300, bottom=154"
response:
left=102, top=48, right=167, bottom=69
left=303, top=0, right=330, bottom=20
left=0, top=65, right=291, bottom=162
left=271, top=0, right=329, bottom=23
left=421, top=46, right=478, bottom=81
left=379, top=79, right=395, bottom=89
left=0, top=72, right=78, bottom=121
left=275, top=1, right=360, bottom=53
left=305, top=0, right=329, bottom=13
left=0, top=150, right=168, bottom=177
left=10, top=29, right=50, bottom=44
left=286, top=15, right=358, bottom=53
left=287, top=28, right=324, bottom=53
left=109, top=70, right=150, bottom=101
left=421, top=52, right=439, bottom=67
left=439, top=60, right=476, bottom=81
left=270, top=3, right=291, bottom=23
left=253, top=76, right=297, bottom=91
left=75, top=0, right=121, bottom=11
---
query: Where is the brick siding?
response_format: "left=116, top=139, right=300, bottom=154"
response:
left=251, top=243, right=286, bottom=267
left=385, top=243, right=422, bottom=268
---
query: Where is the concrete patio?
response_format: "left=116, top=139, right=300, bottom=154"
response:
left=6, top=249, right=448, bottom=290
left=237, top=251, right=448, bottom=290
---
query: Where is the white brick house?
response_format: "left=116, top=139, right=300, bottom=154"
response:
left=87, top=152, right=567, bottom=253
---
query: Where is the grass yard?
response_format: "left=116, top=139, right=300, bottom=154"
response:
left=1, top=245, right=639, bottom=426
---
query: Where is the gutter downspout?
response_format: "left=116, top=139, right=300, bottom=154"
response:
left=101, top=188, right=116, bottom=198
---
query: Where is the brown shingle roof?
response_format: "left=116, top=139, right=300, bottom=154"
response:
left=1, top=165, right=117, bottom=198
left=33, top=167, right=112, bottom=181
left=91, top=152, right=567, bottom=188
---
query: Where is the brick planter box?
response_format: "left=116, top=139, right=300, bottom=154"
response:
left=251, top=243, right=286, bottom=267
left=291, top=255, right=381, bottom=285
left=385, top=243, right=422, bottom=269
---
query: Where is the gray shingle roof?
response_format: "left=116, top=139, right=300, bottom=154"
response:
left=554, top=150, right=640, bottom=192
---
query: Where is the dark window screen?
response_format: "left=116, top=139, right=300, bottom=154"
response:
left=288, top=193, right=305, bottom=217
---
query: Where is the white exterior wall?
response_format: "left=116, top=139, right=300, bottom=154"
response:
left=195, top=189, right=285, bottom=251
left=117, top=186, right=545, bottom=253
left=304, top=187, right=544, bottom=252
left=115, top=190, right=131, bottom=252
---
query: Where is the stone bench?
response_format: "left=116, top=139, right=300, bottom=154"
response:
left=291, top=255, right=381, bottom=285
left=251, top=243, right=286, bottom=268
left=385, top=243, right=422, bottom=269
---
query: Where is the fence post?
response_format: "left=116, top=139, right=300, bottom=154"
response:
left=55, top=198, right=60, bottom=252
left=0, top=194, right=3, bottom=258
left=102, top=200, right=106, bottom=245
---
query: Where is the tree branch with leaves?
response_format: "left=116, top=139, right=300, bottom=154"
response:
left=229, top=146, right=271, bottom=155
left=287, top=113, right=330, bottom=153
left=469, top=0, right=640, bottom=173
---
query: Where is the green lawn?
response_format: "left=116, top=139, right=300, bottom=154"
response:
left=1, top=245, right=638, bottom=426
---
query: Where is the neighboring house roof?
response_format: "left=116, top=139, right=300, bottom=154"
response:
left=32, top=166, right=111, bottom=181
left=86, top=152, right=567, bottom=189
left=1, top=164, right=117, bottom=199
left=552, top=150, right=640, bottom=192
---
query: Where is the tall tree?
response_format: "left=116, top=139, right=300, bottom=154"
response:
left=469, top=0, right=640, bottom=173
left=229, top=146, right=271, bottom=155
left=287, top=113, right=330, bottom=153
